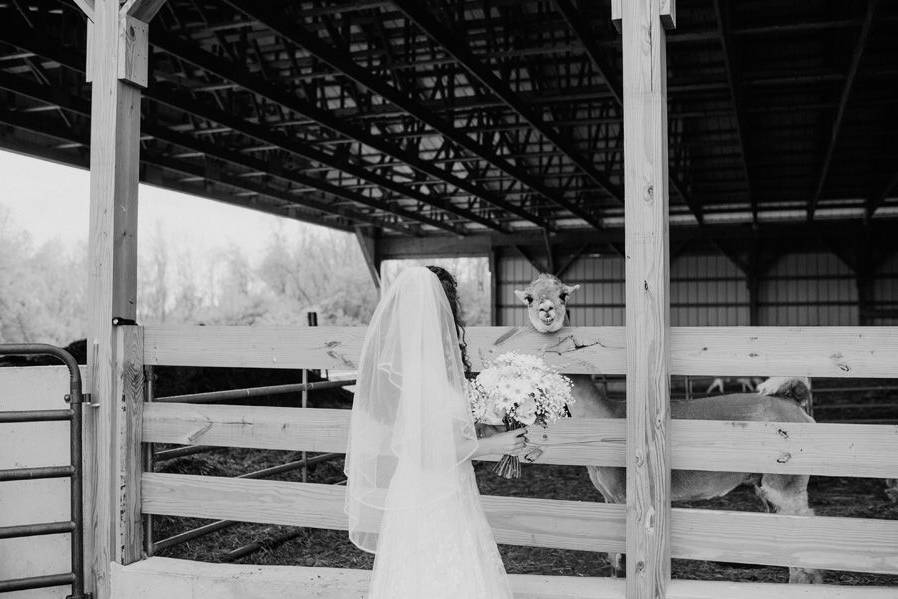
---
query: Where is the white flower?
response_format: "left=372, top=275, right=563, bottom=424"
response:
left=468, top=352, right=574, bottom=428
left=515, top=396, right=538, bottom=425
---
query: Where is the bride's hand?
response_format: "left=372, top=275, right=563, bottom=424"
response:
left=473, top=428, right=528, bottom=458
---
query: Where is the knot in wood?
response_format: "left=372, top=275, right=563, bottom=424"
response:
left=644, top=184, right=654, bottom=203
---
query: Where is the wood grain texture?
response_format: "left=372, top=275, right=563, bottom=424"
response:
left=115, top=326, right=144, bottom=564
left=671, top=326, right=898, bottom=377
left=73, top=0, right=95, bottom=20
left=660, top=0, right=676, bottom=29
left=143, top=404, right=351, bottom=453
left=672, top=507, right=898, bottom=574
left=110, top=558, right=897, bottom=599
left=671, top=419, right=898, bottom=478
left=141, top=474, right=626, bottom=553
left=142, top=405, right=898, bottom=478
left=621, top=0, right=672, bottom=595
left=353, top=227, right=381, bottom=290
left=141, top=325, right=628, bottom=372
left=140, top=474, right=898, bottom=574
left=117, top=14, right=148, bottom=87
left=84, top=2, right=144, bottom=597
left=144, top=324, right=898, bottom=377
left=120, top=0, right=167, bottom=22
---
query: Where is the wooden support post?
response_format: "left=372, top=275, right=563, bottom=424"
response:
left=115, top=326, right=145, bottom=562
left=354, top=227, right=381, bottom=291
left=84, top=2, right=162, bottom=597
left=620, top=1, right=674, bottom=598
left=489, top=248, right=501, bottom=326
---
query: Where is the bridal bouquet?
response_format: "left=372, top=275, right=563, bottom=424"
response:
left=466, top=352, right=574, bottom=479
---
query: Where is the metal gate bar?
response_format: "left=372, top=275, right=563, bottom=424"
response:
left=0, top=343, right=90, bottom=599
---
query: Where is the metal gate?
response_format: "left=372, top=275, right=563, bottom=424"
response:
left=0, top=344, right=89, bottom=598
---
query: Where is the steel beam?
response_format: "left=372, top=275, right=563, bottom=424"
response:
left=222, top=0, right=604, bottom=229
left=867, top=168, right=898, bottom=219
left=0, top=16, right=466, bottom=235
left=808, top=0, right=878, bottom=221
left=713, top=0, right=756, bottom=225
left=393, top=0, right=622, bottom=204
left=0, top=71, right=424, bottom=235
left=552, top=0, right=701, bottom=224
left=149, top=30, right=536, bottom=230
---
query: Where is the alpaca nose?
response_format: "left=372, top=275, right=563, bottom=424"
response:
left=538, top=301, right=555, bottom=321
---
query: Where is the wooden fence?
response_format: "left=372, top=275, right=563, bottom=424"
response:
left=104, top=323, right=898, bottom=599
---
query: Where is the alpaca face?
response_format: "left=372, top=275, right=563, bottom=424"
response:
left=514, top=273, right=580, bottom=333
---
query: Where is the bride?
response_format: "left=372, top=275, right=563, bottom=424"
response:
left=344, top=266, right=527, bottom=598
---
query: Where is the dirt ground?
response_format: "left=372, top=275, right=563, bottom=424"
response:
left=154, top=447, right=898, bottom=587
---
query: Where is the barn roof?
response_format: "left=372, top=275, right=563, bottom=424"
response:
left=1, top=0, right=897, bottom=248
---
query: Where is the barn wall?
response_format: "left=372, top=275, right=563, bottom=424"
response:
left=495, top=250, right=880, bottom=327
left=872, top=253, right=898, bottom=325
left=757, top=253, right=857, bottom=326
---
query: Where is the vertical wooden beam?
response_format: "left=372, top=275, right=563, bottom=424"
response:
left=84, top=2, right=160, bottom=597
left=354, top=227, right=382, bottom=291
left=115, top=326, right=145, bottom=563
left=489, top=248, right=501, bottom=325
left=621, top=1, right=674, bottom=598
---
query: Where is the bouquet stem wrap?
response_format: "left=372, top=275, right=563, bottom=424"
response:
left=492, top=421, right=524, bottom=479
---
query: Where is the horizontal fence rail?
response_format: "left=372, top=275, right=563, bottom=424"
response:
left=144, top=325, right=898, bottom=377
left=139, top=324, right=898, bottom=586
left=141, top=473, right=898, bottom=575
left=110, top=556, right=898, bottom=599
left=143, top=403, right=898, bottom=478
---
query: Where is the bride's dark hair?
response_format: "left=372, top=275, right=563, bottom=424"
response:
left=426, top=265, right=472, bottom=374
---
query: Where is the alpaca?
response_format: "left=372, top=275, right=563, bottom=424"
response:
left=511, top=274, right=822, bottom=583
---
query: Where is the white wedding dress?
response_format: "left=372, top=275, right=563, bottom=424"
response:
left=344, top=267, right=514, bottom=599
left=367, top=461, right=512, bottom=598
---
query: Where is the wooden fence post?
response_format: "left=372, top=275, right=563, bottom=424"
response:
left=82, top=1, right=164, bottom=597
left=618, top=1, right=675, bottom=597
left=490, top=248, right=501, bottom=325
left=115, top=326, right=145, bottom=562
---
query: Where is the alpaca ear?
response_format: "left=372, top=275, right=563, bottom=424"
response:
left=513, top=289, right=530, bottom=304
left=561, top=284, right=580, bottom=296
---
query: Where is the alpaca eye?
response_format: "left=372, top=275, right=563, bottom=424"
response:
left=559, top=293, right=568, bottom=302
left=525, top=295, right=533, bottom=304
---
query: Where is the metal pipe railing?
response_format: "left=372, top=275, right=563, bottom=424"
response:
left=0, top=521, right=76, bottom=539
left=0, top=409, right=74, bottom=423
left=0, top=573, right=75, bottom=593
left=0, top=343, right=88, bottom=599
left=0, top=465, right=74, bottom=482
left=153, top=444, right=220, bottom=461
left=144, top=364, right=155, bottom=559
left=153, top=379, right=356, bottom=404
left=221, top=528, right=303, bottom=563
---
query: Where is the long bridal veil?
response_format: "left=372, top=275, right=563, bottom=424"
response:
left=343, top=267, right=478, bottom=553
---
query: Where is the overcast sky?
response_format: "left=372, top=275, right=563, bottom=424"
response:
left=0, top=148, right=326, bottom=260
